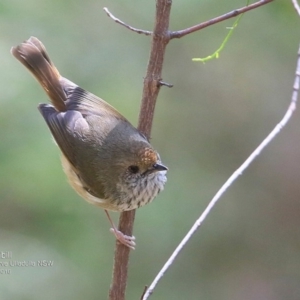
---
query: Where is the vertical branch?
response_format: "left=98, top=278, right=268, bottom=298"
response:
left=138, top=0, right=171, bottom=136
left=109, top=211, right=136, bottom=300
left=109, top=1, right=172, bottom=299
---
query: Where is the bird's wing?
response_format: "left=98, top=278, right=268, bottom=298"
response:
left=38, top=104, right=90, bottom=168
left=60, top=78, right=129, bottom=122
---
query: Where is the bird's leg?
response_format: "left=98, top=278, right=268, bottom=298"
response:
left=104, top=210, right=136, bottom=250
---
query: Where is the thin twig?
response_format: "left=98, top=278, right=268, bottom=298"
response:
left=140, top=286, right=148, bottom=300
left=142, top=42, right=300, bottom=300
left=170, top=0, right=274, bottom=39
left=158, top=80, right=173, bottom=88
left=292, top=0, right=300, bottom=16
left=103, top=7, right=152, bottom=36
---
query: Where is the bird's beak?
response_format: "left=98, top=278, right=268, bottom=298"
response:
left=143, top=163, right=168, bottom=176
left=153, top=163, right=168, bottom=172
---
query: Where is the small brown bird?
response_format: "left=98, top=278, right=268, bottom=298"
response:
left=11, top=37, right=167, bottom=249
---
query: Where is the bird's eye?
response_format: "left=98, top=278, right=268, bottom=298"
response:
left=128, top=165, right=139, bottom=174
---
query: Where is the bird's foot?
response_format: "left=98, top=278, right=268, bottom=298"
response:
left=110, top=228, right=136, bottom=250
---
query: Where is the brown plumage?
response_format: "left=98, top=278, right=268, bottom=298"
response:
left=11, top=37, right=168, bottom=249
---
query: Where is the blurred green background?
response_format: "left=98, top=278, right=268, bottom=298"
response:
left=1, top=0, right=300, bottom=299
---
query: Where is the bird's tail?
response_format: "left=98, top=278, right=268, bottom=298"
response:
left=11, top=36, right=66, bottom=111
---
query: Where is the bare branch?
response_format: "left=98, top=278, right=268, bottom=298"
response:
left=103, top=7, right=152, bottom=36
left=170, top=0, right=274, bottom=39
left=142, top=40, right=300, bottom=300
left=109, top=1, right=172, bottom=299
left=292, top=0, right=300, bottom=15
left=109, top=211, right=136, bottom=300
left=137, top=0, right=171, bottom=136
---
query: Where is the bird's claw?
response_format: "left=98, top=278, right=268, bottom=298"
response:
left=110, top=228, right=136, bottom=250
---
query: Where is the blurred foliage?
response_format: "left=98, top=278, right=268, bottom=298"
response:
left=1, top=0, right=300, bottom=299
